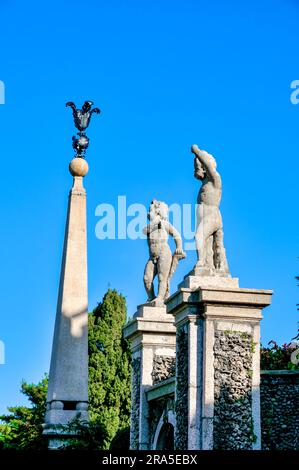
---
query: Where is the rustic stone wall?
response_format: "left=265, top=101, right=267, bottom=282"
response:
left=130, top=357, right=141, bottom=450
left=152, top=356, right=175, bottom=384
left=261, top=372, right=299, bottom=450
left=174, top=325, right=188, bottom=450
left=213, top=330, right=255, bottom=450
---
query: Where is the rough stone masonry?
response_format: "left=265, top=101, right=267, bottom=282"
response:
left=261, top=371, right=299, bottom=450
left=213, top=330, right=255, bottom=450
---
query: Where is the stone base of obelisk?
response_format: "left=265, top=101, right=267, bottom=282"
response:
left=43, top=427, right=81, bottom=451
left=123, top=303, right=176, bottom=450
left=166, top=274, right=272, bottom=450
left=43, top=402, right=88, bottom=449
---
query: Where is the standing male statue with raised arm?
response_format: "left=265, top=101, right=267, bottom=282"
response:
left=191, top=144, right=229, bottom=274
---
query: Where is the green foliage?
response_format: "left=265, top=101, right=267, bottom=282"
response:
left=250, top=340, right=256, bottom=353
left=0, top=376, right=48, bottom=449
left=47, top=416, right=108, bottom=450
left=55, top=419, right=130, bottom=450
left=260, top=340, right=299, bottom=370
left=88, top=289, right=131, bottom=449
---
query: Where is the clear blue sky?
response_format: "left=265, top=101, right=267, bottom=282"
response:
left=0, top=0, right=298, bottom=414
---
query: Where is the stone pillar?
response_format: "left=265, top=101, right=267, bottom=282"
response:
left=44, top=159, right=89, bottom=448
left=123, top=304, right=176, bottom=450
left=166, top=277, right=272, bottom=450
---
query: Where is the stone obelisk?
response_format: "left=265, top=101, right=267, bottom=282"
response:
left=44, top=101, right=100, bottom=448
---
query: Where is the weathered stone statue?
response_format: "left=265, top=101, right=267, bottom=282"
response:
left=191, top=144, right=229, bottom=274
left=143, top=200, right=186, bottom=305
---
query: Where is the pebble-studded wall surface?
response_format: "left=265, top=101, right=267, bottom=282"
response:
left=174, top=325, right=188, bottom=450
left=213, top=330, right=255, bottom=450
left=130, top=357, right=141, bottom=450
left=261, top=372, right=299, bottom=450
left=152, top=356, right=175, bottom=384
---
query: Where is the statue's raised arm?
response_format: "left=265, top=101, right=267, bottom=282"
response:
left=191, top=144, right=221, bottom=188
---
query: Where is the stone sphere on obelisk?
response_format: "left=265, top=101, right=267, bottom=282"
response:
left=43, top=101, right=100, bottom=449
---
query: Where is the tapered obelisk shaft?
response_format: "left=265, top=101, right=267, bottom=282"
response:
left=47, top=175, right=88, bottom=401
left=44, top=160, right=89, bottom=448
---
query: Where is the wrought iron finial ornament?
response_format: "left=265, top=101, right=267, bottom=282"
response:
left=66, top=100, right=100, bottom=133
left=66, top=100, right=100, bottom=158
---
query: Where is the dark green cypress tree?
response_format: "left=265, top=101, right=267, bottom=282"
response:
left=88, top=289, right=131, bottom=449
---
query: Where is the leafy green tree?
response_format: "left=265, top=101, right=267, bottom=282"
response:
left=88, top=289, right=131, bottom=449
left=0, top=289, right=131, bottom=450
left=0, top=376, right=48, bottom=449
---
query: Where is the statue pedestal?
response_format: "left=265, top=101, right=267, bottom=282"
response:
left=179, top=274, right=239, bottom=290
left=123, top=304, right=176, bottom=450
left=166, top=282, right=272, bottom=450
